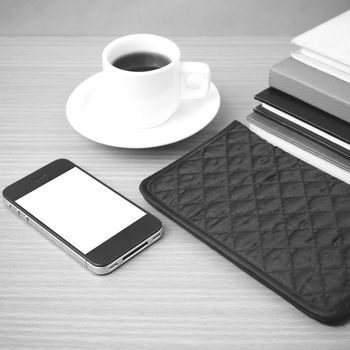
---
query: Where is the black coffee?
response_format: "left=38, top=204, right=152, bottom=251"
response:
left=112, top=52, right=171, bottom=72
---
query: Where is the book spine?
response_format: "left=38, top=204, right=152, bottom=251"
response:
left=248, top=112, right=350, bottom=177
left=269, top=66, right=350, bottom=124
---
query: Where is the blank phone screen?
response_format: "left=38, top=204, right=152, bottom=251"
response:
left=16, top=167, right=146, bottom=254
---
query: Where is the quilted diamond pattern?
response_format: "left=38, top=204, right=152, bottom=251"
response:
left=142, top=121, right=350, bottom=323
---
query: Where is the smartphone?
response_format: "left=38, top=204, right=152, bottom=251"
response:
left=2, top=159, right=163, bottom=275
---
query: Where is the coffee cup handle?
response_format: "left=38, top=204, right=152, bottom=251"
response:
left=180, top=62, right=211, bottom=99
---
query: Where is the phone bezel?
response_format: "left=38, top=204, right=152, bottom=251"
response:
left=2, top=159, right=162, bottom=268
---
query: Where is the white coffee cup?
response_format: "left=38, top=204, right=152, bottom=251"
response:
left=102, top=34, right=211, bottom=129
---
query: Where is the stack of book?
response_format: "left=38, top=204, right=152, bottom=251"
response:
left=248, top=10, right=350, bottom=183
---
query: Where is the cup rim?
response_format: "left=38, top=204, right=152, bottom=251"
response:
left=102, top=34, right=180, bottom=75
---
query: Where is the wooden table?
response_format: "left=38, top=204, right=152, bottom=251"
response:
left=1, top=37, right=349, bottom=349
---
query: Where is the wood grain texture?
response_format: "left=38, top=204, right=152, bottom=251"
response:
left=1, top=37, right=349, bottom=349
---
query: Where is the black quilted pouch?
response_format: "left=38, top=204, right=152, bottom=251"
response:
left=140, top=118, right=350, bottom=325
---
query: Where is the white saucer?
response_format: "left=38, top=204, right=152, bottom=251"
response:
left=66, top=72, right=220, bottom=148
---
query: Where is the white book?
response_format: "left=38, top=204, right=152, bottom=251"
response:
left=291, top=10, right=350, bottom=82
left=292, top=10, right=350, bottom=66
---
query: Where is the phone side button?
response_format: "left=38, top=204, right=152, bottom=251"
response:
left=3, top=199, right=11, bottom=208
